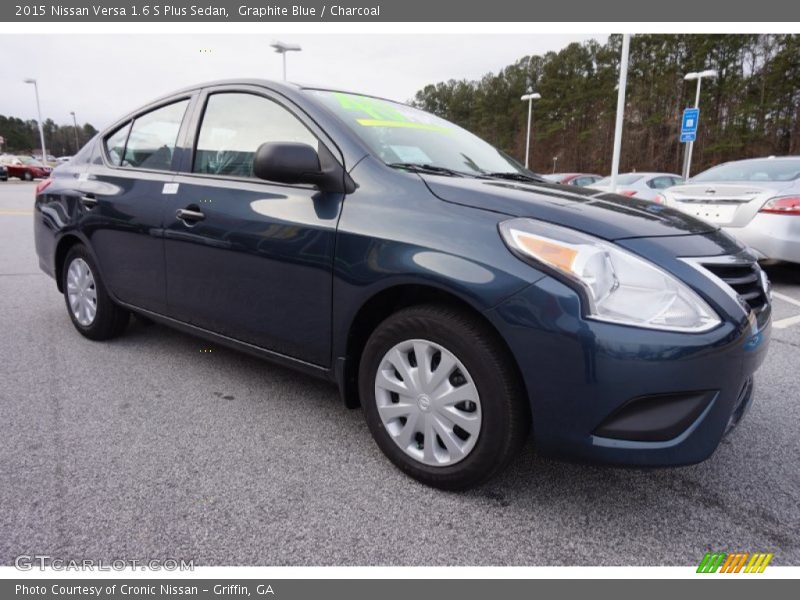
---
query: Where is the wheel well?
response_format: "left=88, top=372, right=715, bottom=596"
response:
left=54, top=235, right=83, bottom=292
left=341, top=284, right=528, bottom=411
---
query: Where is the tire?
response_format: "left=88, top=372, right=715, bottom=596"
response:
left=62, top=244, right=128, bottom=340
left=359, top=304, right=530, bottom=490
left=23, top=171, right=33, bottom=181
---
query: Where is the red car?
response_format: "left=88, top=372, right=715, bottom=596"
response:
left=542, top=172, right=603, bottom=186
left=5, top=158, right=52, bottom=181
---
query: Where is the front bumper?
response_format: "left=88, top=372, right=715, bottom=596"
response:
left=724, top=213, right=800, bottom=263
left=486, top=276, right=771, bottom=466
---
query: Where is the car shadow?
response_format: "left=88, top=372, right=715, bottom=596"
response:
left=762, top=260, right=800, bottom=285
left=116, top=315, right=798, bottom=563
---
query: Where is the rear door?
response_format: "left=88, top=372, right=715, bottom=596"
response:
left=81, top=97, right=194, bottom=313
left=162, top=86, right=345, bottom=366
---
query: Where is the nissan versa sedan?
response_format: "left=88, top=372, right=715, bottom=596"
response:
left=658, top=157, right=800, bottom=264
left=33, top=80, right=771, bottom=489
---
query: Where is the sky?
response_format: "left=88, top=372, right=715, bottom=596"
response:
left=0, top=34, right=604, bottom=130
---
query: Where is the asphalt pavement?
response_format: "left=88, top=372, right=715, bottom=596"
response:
left=1, top=179, right=798, bottom=566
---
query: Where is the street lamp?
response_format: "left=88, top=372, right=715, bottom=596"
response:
left=609, top=33, right=631, bottom=193
left=69, top=111, right=80, bottom=154
left=520, top=90, right=541, bottom=169
left=24, top=78, right=48, bottom=164
left=270, top=40, right=302, bottom=81
left=681, top=69, right=718, bottom=179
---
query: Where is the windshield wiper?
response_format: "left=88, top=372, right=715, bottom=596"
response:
left=388, top=163, right=466, bottom=177
left=481, top=171, right=545, bottom=183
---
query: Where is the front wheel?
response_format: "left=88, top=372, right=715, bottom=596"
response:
left=23, top=171, right=33, bottom=181
left=62, top=245, right=129, bottom=340
left=359, top=304, right=530, bottom=490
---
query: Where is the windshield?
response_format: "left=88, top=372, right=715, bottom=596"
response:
left=692, top=158, right=800, bottom=182
left=595, top=174, right=642, bottom=186
left=21, top=158, right=45, bottom=167
left=310, top=90, right=525, bottom=176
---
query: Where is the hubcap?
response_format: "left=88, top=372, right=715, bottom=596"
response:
left=374, top=339, right=482, bottom=467
left=66, top=258, right=97, bottom=326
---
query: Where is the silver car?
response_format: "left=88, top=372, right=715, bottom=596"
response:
left=660, top=157, right=800, bottom=264
left=588, top=172, right=684, bottom=201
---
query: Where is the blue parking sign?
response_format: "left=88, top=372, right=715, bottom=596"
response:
left=680, top=132, right=696, bottom=143
left=681, top=108, right=700, bottom=134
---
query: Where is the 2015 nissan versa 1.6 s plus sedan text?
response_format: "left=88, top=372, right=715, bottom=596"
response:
left=33, top=80, right=771, bottom=489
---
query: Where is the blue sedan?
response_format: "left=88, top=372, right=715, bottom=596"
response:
left=33, top=80, right=771, bottom=489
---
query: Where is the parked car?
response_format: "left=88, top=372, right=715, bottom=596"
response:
left=659, top=157, right=800, bottom=264
left=33, top=80, right=771, bottom=489
left=542, top=172, right=603, bottom=186
left=56, top=156, right=73, bottom=164
left=589, top=172, right=684, bottom=201
left=0, top=164, right=7, bottom=181
left=7, top=157, right=52, bottom=181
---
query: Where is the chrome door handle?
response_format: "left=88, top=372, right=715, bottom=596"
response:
left=79, top=195, right=98, bottom=208
left=176, top=208, right=205, bottom=222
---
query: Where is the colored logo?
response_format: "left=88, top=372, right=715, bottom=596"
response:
left=697, top=552, right=773, bottom=573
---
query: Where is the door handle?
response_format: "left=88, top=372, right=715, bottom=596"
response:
left=79, top=194, right=98, bottom=208
left=176, top=208, right=205, bottom=223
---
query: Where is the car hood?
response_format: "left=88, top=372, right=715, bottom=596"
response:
left=421, top=175, right=716, bottom=241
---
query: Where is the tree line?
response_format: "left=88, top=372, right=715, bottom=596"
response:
left=0, top=115, right=98, bottom=157
left=412, top=34, right=800, bottom=176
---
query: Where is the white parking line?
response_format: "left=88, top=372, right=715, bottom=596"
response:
left=773, top=314, right=800, bottom=330
left=773, top=291, right=800, bottom=309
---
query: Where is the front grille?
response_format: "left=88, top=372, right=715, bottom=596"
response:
left=701, top=261, right=768, bottom=312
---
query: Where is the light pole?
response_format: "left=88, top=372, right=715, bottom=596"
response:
left=270, top=40, right=302, bottom=81
left=24, top=78, right=47, bottom=164
left=681, top=69, right=717, bottom=179
left=520, top=90, right=541, bottom=169
left=609, top=34, right=631, bottom=193
left=69, top=111, right=80, bottom=154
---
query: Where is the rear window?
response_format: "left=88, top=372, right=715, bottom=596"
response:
left=692, top=159, right=800, bottom=182
left=123, top=100, right=189, bottom=171
left=102, top=99, right=189, bottom=171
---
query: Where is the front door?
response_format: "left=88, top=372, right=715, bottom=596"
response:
left=163, top=89, right=344, bottom=366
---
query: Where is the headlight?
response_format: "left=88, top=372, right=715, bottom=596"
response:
left=499, top=218, right=720, bottom=332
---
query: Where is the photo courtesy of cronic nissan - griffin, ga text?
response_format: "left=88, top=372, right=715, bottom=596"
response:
left=33, top=80, right=772, bottom=490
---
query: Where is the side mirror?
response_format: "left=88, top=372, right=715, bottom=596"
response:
left=253, top=142, right=352, bottom=193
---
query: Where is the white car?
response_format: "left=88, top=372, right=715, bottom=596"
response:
left=659, top=156, right=800, bottom=264
left=588, top=172, right=684, bottom=201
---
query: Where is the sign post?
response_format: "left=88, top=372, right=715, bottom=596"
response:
left=680, top=107, right=700, bottom=178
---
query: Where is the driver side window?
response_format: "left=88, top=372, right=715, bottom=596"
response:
left=193, top=92, right=319, bottom=179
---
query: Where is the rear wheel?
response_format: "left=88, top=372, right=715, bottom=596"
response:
left=359, top=304, right=530, bottom=490
left=62, top=245, right=128, bottom=340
